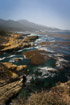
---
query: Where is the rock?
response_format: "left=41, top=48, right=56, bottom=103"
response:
left=23, top=35, right=39, bottom=42
left=0, top=79, right=23, bottom=105
left=0, top=62, right=28, bottom=105
left=2, top=42, right=32, bottom=52
left=24, top=50, right=49, bottom=65
left=20, top=42, right=31, bottom=49
left=0, top=34, right=33, bottom=52
left=3, top=62, right=28, bottom=75
left=14, top=58, right=23, bottom=62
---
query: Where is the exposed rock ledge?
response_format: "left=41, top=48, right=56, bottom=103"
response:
left=0, top=79, right=23, bottom=105
left=0, top=34, right=39, bottom=52
left=23, top=35, right=39, bottom=42
left=0, top=34, right=33, bottom=52
left=0, top=62, right=28, bottom=105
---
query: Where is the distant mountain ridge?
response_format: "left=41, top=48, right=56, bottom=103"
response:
left=0, top=19, right=68, bottom=32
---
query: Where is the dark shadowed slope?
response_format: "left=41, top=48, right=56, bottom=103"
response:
left=0, top=19, right=61, bottom=32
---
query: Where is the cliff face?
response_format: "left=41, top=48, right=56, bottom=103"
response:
left=0, top=62, right=28, bottom=105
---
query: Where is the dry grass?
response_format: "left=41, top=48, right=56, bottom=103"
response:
left=11, top=81, right=70, bottom=105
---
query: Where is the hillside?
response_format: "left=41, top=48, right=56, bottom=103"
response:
left=0, top=19, right=61, bottom=32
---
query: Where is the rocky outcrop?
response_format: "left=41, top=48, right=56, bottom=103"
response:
left=0, top=34, right=33, bottom=52
left=24, top=50, right=49, bottom=65
left=14, top=58, right=23, bottom=62
left=0, top=79, right=23, bottom=105
left=0, top=62, right=28, bottom=105
left=23, top=35, right=39, bottom=42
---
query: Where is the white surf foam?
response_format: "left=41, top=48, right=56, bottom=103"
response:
left=38, top=67, right=57, bottom=76
left=8, top=55, right=15, bottom=58
left=0, top=57, right=6, bottom=61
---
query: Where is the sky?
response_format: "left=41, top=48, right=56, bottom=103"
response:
left=0, top=0, right=70, bottom=30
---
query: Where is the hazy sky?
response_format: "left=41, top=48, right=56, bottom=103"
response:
left=0, top=0, right=70, bottom=30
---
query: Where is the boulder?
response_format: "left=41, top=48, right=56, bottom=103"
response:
left=14, top=58, right=23, bottom=62
left=23, top=35, right=39, bottom=42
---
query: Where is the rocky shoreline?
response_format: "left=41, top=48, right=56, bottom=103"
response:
left=0, top=33, right=40, bottom=105
left=0, top=33, right=38, bottom=52
left=0, top=62, right=29, bottom=105
left=0, top=33, right=37, bottom=104
left=0, top=32, right=70, bottom=105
